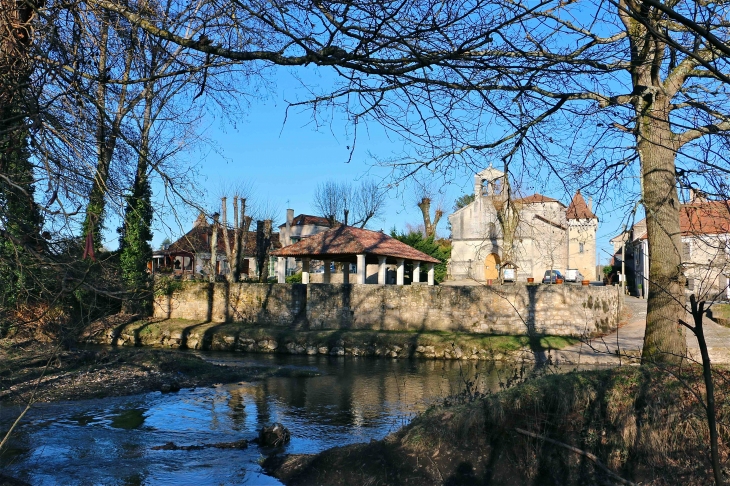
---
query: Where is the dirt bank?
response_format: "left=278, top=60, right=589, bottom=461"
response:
left=0, top=340, right=316, bottom=405
left=264, top=366, right=730, bottom=486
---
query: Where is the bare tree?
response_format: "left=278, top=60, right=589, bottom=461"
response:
left=352, top=179, right=387, bottom=228
left=313, top=180, right=348, bottom=227
left=208, top=212, right=219, bottom=282
left=313, top=179, right=385, bottom=228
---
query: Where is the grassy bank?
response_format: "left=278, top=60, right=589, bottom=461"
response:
left=84, top=317, right=580, bottom=360
left=709, top=303, right=730, bottom=328
left=266, top=365, right=730, bottom=485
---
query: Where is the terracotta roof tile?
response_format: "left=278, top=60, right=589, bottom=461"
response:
left=271, top=225, right=441, bottom=263
left=167, top=225, right=281, bottom=255
left=681, top=201, right=730, bottom=235
left=621, top=202, right=730, bottom=242
left=514, top=193, right=565, bottom=206
left=278, top=214, right=333, bottom=228
left=566, top=190, right=597, bottom=220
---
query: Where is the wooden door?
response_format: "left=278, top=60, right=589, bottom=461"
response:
left=484, top=253, right=500, bottom=280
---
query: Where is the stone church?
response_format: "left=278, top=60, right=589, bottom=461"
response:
left=448, top=166, right=598, bottom=282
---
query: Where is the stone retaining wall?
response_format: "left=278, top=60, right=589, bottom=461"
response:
left=154, top=282, right=622, bottom=337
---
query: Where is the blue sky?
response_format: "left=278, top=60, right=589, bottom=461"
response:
left=131, top=68, right=631, bottom=266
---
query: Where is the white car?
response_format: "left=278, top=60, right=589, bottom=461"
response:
left=565, top=269, right=584, bottom=282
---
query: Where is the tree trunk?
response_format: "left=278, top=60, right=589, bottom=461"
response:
left=119, top=84, right=154, bottom=315
left=84, top=18, right=134, bottom=250
left=256, top=220, right=272, bottom=282
left=418, top=197, right=443, bottom=238
left=638, top=94, right=687, bottom=363
left=209, top=216, right=219, bottom=283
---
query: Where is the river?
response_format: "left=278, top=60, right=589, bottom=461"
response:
left=0, top=351, right=541, bottom=485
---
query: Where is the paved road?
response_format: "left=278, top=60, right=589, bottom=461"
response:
left=554, top=296, right=730, bottom=365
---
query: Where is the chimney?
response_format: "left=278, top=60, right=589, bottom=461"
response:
left=588, top=197, right=593, bottom=211
left=193, top=211, right=207, bottom=228
left=285, top=209, right=294, bottom=246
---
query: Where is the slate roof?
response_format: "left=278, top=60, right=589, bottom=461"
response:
left=566, top=190, right=597, bottom=220
left=271, top=225, right=441, bottom=263
left=278, top=214, right=332, bottom=228
left=514, top=193, right=565, bottom=206
left=167, top=224, right=281, bottom=255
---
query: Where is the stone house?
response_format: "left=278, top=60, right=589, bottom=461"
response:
left=613, top=197, right=730, bottom=300
left=151, top=213, right=281, bottom=279
left=277, top=210, right=333, bottom=276
left=448, top=166, right=598, bottom=282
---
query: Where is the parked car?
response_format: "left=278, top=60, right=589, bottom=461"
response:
left=542, top=269, right=564, bottom=284
left=564, top=269, right=584, bottom=282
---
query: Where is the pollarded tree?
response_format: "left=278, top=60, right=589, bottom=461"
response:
left=220, top=195, right=252, bottom=283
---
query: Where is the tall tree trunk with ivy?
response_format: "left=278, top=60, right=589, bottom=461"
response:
left=0, top=0, right=44, bottom=327
left=118, top=85, right=154, bottom=315
left=83, top=16, right=135, bottom=251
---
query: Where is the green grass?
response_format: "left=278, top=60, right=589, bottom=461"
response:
left=709, top=303, right=730, bottom=328
left=710, top=303, right=730, bottom=319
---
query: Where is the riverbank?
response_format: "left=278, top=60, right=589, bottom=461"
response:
left=82, top=316, right=580, bottom=361
left=0, top=340, right=318, bottom=405
left=264, top=365, right=730, bottom=485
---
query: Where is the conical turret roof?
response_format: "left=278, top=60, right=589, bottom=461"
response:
left=566, top=190, right=597, bottom=220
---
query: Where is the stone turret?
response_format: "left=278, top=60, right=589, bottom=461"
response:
left=566, top=190, right=599, bottom=280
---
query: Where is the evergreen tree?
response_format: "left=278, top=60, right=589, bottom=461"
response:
left=0, top=94, right=44, bottom=324
left=390, top=230, right=450, bottom=283
left=118, top=163, right=153, bottom=314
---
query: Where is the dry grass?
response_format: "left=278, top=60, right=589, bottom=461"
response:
left=397, top=366, right=730, bottom=484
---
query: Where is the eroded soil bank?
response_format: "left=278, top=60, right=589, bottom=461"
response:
left=264, top=366, right=730, bottom=486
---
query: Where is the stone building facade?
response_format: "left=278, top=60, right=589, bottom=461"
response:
left=448, top=166, right=598, bottom=282
left=613, top=196, right=730, bottom=300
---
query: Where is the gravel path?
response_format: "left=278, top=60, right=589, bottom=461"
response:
left=554, top=296, right=730, bottom=365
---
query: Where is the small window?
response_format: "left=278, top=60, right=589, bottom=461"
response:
left=579, top=242, right=585, bottom=254
left=291, top=236, right=301, bottom=244
left=687, top=278, right=695, bottom=291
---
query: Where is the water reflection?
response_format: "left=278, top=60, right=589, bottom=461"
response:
left=0, top=352, right=574, bottom=485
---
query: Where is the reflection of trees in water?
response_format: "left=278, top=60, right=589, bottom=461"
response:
left=221, top=358, right=522, bottom=431
left=227, top=387, right=247, bottom=431
left=253, top=383, right=271, bottom=425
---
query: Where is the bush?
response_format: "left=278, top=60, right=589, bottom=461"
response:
left=390, top=230, right=451, bottom=283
